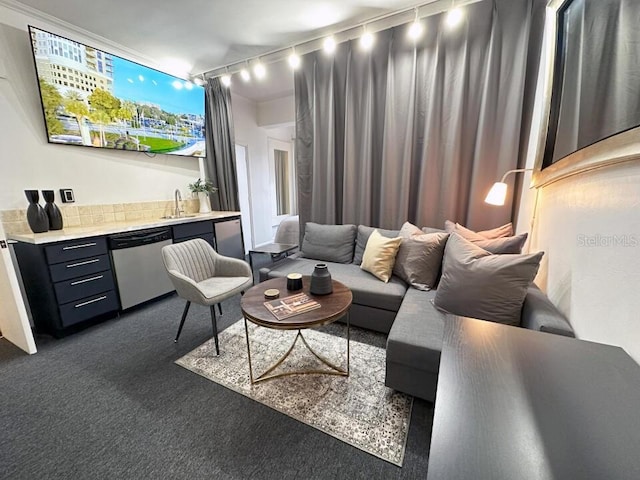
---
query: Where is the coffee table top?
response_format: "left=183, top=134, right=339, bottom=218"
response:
left=241, top=276, right=352, bottom=330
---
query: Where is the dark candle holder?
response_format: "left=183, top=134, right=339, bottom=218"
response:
left=42, top=190, right=63, bottom=230
left=24, top=190, right=49, bottom=234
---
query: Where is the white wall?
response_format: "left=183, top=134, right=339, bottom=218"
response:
left=515, top=14, right=640, bottom=363
left=521, top=160, right=640, bottom=364
left=232, top=93, right=294, bottom=247
left=0, top=8, right=199, bottom=211
left=257, top=95, right=294, bottom=128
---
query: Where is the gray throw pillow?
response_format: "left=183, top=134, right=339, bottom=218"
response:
left=301, top=222, right=357, bottom=264
left=353, top=225, right=400, bottom=265
left=399, top=221, right=423, bottom=237
left=434, top=234, right=544, bottom=326
left=474, top=233, right=528, bottom=254
left=393, top=232, right=449, bottom=290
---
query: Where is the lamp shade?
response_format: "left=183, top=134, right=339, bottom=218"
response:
left=485, top=182, right=508, bottom=206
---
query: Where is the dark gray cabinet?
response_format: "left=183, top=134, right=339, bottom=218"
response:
left=13, top=215, right=244, bottom=337
left=14, top=236, right=120, bottom=336
left=172, top=220, right=214, bottom=246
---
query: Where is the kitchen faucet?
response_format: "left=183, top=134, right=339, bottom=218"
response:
left=174, top=189, right=183, bottom=217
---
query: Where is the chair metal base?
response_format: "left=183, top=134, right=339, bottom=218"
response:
left=243, top=317, right=350, bottom=384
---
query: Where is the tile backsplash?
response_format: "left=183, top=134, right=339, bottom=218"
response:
left=1, top=199, right=199, bottom=235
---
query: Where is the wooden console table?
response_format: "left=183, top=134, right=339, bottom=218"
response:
left=427, top=316, right=640, bottom=479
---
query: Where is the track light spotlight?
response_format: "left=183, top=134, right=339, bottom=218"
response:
left=288, top=51, right=301, bottom=69
left=253, top=62, right=266, bottom=79
left=360, top=31, right=375, bottom=50
left=408, top=7, right=424, bottom=40
left=323, top=36, right=336, bottom=54
left=408, top=20, right=423, bottom=40
left=445, top=8, right=464, bottom=28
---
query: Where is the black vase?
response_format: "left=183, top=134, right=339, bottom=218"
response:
left=42, top=190, right=63, bottom=230
left=24, top=190, right=49, bottom=233
left=310, top=263, right=333, bottom=295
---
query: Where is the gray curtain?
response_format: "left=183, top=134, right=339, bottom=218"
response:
left=204, top=77, right=240, bottom=211
left=549, top=0, right=640, bottom=163
left=295, top=0, right=544, bottom=231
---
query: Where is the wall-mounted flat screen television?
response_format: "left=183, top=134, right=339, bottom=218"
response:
left=28, top=26, right=206, bottom=158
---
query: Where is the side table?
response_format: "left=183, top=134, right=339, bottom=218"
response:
left=248, top=243, right=297, bottom=271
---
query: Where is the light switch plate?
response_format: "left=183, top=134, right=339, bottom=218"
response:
left=60, top=188, right=75, bottom=203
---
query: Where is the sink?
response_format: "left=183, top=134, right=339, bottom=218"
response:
left=160, top=214, right=197, bottom=220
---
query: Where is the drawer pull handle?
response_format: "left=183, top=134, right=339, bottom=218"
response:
left=63, top=242, right=97, bottom=250
left=66, top=258, right=100, bottom=268
left=70, top=275, right=104, bottom=286
left=75, top=296, right=107, bottom=308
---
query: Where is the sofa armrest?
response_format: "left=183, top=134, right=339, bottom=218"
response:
left=521, top=285, right=574, bottom=337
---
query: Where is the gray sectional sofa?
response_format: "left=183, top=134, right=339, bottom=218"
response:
left=259, top=222, right=574, bottom=402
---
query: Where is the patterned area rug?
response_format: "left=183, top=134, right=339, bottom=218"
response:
left=175, top=320, right=413, bottom=466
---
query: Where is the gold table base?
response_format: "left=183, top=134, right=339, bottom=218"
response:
left=243, top=315, right=350, bottom=384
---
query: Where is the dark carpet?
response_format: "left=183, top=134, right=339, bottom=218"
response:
left=0, top=292, right=433, bottom=479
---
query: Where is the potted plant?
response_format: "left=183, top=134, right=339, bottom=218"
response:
left=188, top=178, right=217, bottom=214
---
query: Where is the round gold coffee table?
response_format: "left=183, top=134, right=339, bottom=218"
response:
left=240, top=276, right=352, bottom=384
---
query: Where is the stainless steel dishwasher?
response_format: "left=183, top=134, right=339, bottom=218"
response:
left=108, top=228, right=174, bottom=310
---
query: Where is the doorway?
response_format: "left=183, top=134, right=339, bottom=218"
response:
left=268, top=138, right=296, bottom=233
left=234, top=143, right=254, bottom=253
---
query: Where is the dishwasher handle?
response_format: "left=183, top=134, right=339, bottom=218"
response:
left=108, top=228, right=172, bottom=250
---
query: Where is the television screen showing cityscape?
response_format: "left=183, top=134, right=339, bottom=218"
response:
left=28, top=26, right=206, bottom=158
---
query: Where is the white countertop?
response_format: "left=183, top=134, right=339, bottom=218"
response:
left=8, top=211, right=241, bottom=245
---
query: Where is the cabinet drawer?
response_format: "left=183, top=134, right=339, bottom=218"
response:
left=172, top=233, right=214, bottom=247
left=172, top=221, right=213, bottom=240
left=49, top=254, right=111, bottom=283
left=58, top=290, right=119, bottom=328
left=45, top=237, right=108, bottom=265
left=54, top=270, right=116, bottom=305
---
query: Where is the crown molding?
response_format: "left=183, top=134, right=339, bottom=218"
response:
left=0, top=0, right=160, bottom=69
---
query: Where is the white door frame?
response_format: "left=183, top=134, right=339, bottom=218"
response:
left=0, top=223, right=36, bottom=354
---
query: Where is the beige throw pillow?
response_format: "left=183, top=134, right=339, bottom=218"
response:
left=444, top=220, right=526, bottom=254
left=444, top=220, right=514, bottom=239
left=360, top=229, right=402, bottom=283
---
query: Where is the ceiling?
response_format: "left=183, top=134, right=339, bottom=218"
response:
left=11, top=0, right=426, bottom=101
